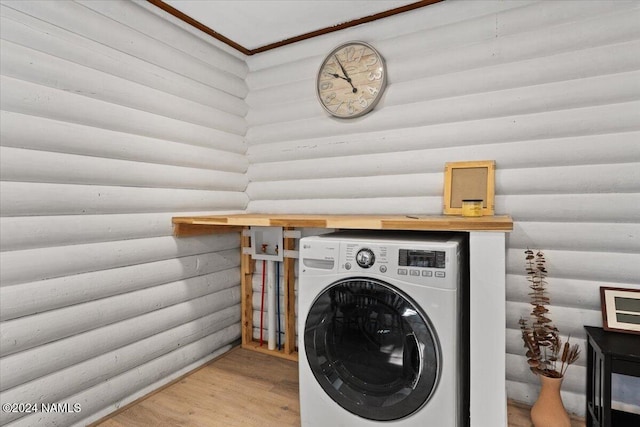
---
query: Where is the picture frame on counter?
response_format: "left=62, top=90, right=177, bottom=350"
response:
left=600, top=286, right=640, bottom=335
left=443, top=160, right=495, bottom=216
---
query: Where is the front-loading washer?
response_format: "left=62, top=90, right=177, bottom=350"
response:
left=298, top=231, right=468, bottom=427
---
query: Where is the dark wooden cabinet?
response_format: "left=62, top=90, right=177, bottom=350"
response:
left=584, top=326, right=640, bottom=427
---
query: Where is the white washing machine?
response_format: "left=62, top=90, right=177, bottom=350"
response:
left=298, top=231, right=468, bottom=427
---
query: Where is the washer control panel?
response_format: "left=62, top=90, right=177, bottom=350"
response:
left=339, top=241, right=456, bottom=287
left=300, top=232, right=461, bottom=289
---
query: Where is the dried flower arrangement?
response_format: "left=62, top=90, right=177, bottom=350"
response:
left=519, top=249, right=580, bottom=378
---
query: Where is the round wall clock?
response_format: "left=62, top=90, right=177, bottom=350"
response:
left=316, top=41, right=387, bottom=119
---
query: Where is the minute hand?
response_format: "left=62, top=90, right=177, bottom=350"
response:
left=334, top=55, right=357, bottom=93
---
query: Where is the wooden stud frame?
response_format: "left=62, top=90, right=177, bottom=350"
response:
left=240, top=227, right=255, bottom=347
left=241, top=226, right=298, bottom=361
left=443, top=160, right=496, bottom=216
left=283, top=228, right=297, bottom=356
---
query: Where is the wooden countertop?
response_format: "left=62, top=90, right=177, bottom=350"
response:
left=172, top=214, right=513, bottom=236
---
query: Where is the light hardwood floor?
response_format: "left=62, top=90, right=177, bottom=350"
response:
left=95, top=347, right=585, bottom=427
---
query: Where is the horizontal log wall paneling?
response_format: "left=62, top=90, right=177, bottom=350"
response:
left=0, top=0, right=247, bottom=425
left=245, top=0, right=640, bottom=416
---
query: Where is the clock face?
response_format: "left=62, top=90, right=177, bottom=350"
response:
left=316, top=42, right=386, bottom=119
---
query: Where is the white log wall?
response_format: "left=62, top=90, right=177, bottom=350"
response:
left=0, top=0, right=247, bottom=425
left=245, top=0, right=640, bottom=417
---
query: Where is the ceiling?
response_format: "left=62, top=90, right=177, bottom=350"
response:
left=151, top=0, right=441, bottom=54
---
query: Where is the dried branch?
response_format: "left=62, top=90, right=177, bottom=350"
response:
left=561, top=342, right=581, bottom=376
left=519, top=249, right=579, bottom=378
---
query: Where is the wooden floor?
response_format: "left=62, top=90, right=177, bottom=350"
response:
left=95, top=347, right=585, bottom=427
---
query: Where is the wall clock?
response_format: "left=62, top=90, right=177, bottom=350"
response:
left=316, top=41, right=387, bottom=119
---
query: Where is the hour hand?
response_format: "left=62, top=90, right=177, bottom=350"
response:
left=325, top=72, right=348, bottom=80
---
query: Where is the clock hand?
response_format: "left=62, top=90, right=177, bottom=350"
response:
left=325, top=72, right=358, bottom=93
left=325, top=72, right=349, bottom=81
left=333, top=55, right=350, bottom=79
left=333, top=55, right=358, bottom=93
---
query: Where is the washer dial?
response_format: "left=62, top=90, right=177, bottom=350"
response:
left=356, top=248, right=375, bottom=268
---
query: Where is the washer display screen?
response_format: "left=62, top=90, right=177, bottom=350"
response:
left=304, top=278, right=441, bottom=421
left=399, top=249, right=446, bottom=268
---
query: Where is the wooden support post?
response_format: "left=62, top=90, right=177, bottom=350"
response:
left=283, top=227, right=297, bottom=356
left=240, top=227, right=254, bottom=348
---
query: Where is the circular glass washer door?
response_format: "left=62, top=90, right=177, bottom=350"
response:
left=304, top=277, right=441, bottom=421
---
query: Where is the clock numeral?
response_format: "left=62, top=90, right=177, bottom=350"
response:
left=323, top=92, right=336, bottom=104
left=365, top=86, right=379, bottom=96
left=345, top=46, right=355, bottom=62
left=358, top=47, right=367, bottom=62
left=345, top=46, right=367, bottom=63
left=356, top=47, right=368, bottom=62
left=320, top=81, right=333, bottom=91
left=347, top=100, right=356, bottom=115
left=368, top=68, right=382, bottom=81
left=344, top=46, right=364, bottom=62
left=365, top=55, right=378, bottom=69
left=357, top=95, right=368, bottom=108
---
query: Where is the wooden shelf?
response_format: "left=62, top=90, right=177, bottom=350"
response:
left=172, top=213, right=513, bottom=236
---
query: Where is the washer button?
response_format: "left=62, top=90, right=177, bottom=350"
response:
left=379, top=265, right=387, bottom=273
left=345, top=262, right=351, bottom=270
left=435, top=271, right=446, bottom=278
left=422, top=271, right=433, bottom=277
left=410, top=270, right=420, bottom=276
left=398, top=268, right=408, bottom=275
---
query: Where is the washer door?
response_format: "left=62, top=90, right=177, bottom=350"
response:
left=304, top=277, right=441, bottom=421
